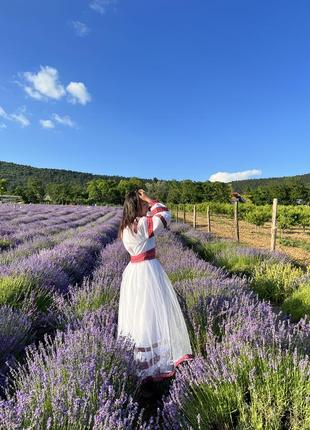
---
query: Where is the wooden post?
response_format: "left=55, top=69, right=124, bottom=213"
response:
left=207, top=205, right=211, bottom=233
left=193, top=205, right=196, bottom=229
left=183, top=205, right=186, bottom=223
left=270, top=198, right=278, bottom=251
left=176, top=204, right=179, bottom=223
left=234, top=201, right=240, bottom=242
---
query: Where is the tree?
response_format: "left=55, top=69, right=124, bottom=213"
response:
left=145, top=181, right=169, bottom=202
left=166, top=180, right=182, bottom=203
left=87, top=179, right=121, bottom=204
left=289, top=179, right=309, bottom=204
left=180, top=180, right=201, bottom=203
left=210, top=182, right=231, bottom=203
left=0, top=178, right=8, bottom=195
left=250, top=186, right=271, bottom=205
left=46, top=183, right=71, bottom=204
left=117, top=178, right=145, bottom=201
left=24, top=178, right=45, bottom=203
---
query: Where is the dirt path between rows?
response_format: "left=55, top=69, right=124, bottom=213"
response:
left=175, top=212, right=310, bottom=266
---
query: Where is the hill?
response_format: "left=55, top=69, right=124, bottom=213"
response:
left=0, top=160, right=136, bottom=192
left=231, top=173, right=310, bottom=193
left=1, top=160, right=309, bottom=199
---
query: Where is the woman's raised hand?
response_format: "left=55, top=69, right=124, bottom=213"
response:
left=137, top=189, right=151, bottom=203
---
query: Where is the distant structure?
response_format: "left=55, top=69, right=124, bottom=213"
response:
left=231, top=192, right=246, bottom=203
left=43, top=194, right=52, bottom=204
left=0, top=194, right=23, bottom=203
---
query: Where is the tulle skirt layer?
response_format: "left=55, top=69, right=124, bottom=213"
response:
left=117, top=258, right=193, bottom=383
left=117, top=259, right=193, bottom=381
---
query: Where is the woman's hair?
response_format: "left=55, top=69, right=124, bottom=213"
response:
left=118, top=190, right=141, bottom=238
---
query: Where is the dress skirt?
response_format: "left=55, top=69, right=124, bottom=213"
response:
left=117, top=258, right=193, bottom=383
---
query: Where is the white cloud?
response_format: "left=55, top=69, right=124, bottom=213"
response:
left=52, top=113, right=75, bottom=127
left=24, top=85, right=45, bottom=100
left=23, top=66, right=66, bottom=100
left=40, top=119, right=55, bottom=129
left=72, top=21, right=90, bottom=37
left=209, top=169, right=262, bottom=183
left=20, top=66, right=91, bottom=106
left=0, top=106, right=9, bottom=120
left=66, top=82, right=91, bottom=105
left=89, top=0, right=116, bottom=14
left=11, top=113, right=30, bottom=127
left=0, top=123, right=7, bottom=129
left=0, top=105, right=30, bottom=127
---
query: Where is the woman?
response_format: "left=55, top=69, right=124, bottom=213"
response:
left=117, top=189, right=193, bottom=397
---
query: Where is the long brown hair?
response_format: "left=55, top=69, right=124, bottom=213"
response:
left=118, top=190, right=141, bottom=239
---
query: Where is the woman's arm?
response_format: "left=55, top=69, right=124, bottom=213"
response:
left=138, top=189, right=171, bottom=237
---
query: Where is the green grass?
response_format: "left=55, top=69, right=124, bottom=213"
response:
left=176, top=349, right=310, bottom=430
left=0, top=275, right=53, bottom=312
left=168, top=268, right=207, bottom=283
left=179, top=230, right=309, bottom=319
left=280, top=238, right=310, bottom=253
left=250, top=262, right=304, bottom=305
left=282, top=283, right=310, bottom=322
left=0, top=239, right=11, bottom=251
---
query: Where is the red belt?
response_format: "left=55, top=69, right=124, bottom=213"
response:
left=131, top=248, right=156, bottom=263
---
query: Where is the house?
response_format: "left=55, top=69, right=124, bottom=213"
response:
left=231, top=192, right=246, bottom=203
left=0, top=194, right=23, bottom=203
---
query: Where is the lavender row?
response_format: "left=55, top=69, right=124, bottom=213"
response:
left=0, top=203, right=94, bottom=223
left=0, top=205, right=112, bottom=249
left=0, top=237, right=157, bottom=429
left=0, top=210, right=115, bottom=265
left=2, top=224, right=310, bottom=428
left=0, top=210, right=122, bottom=293
left=156, top=230, right=310, bottom=429
left=172, top=222, right=310, bottom=318
left=0, top=210, right=122, bottom=391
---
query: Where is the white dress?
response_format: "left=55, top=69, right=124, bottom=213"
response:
left=117, top=200, right=193, bottom=383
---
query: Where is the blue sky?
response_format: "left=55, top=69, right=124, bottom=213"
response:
left=0, top=0, right=309, bottom=182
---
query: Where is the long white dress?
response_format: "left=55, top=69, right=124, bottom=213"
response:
left=117, top=200, right=193, bottom=383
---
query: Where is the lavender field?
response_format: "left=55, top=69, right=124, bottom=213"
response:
left=0, top=205, right=310, bottom=429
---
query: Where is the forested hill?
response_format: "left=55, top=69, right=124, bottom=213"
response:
left=1, top=160, right=309, bottom=206
left=0, top=160, right=134, bottom=190
left=231, top=173, right=310, bottom=193
left=2, top=160, right=309, bottom=192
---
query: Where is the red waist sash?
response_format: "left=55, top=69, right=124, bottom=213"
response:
left=130, top=248, right=156, bottom=263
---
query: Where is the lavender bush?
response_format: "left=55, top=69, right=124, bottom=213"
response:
left=1, top=215, right=310, bottom=429
left=0, top=308, right=150, bottom=430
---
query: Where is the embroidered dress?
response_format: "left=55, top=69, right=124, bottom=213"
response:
left=117, top=199, right=193, bottom=383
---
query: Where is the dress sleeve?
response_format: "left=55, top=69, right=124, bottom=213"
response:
left=138, top=200, right=171, bottom=238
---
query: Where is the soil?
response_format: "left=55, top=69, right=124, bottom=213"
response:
left=175, top=211, right=310, bottom=266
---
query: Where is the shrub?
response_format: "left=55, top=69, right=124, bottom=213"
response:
left=282, top=283, right=310, bottom=322
left=0, top=275, right=53, bottom=313
left=250, top=262, right=304, bottom=304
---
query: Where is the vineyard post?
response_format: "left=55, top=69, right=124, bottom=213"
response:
left=183, top=205, right=186, bottom=223
left=234, top=201, right=240, bottom=242
left=270, top=198, right=278, bottom=251
left=207, top=205, right=211, bottom=232
left=193, top=205, right=196, bottom=229
left=176, top=204, right=179, bottom=222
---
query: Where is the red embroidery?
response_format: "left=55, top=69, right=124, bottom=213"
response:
left=137, top=353, right=161, bottom=370
left=147, top=216, right=154, bottom=238
left=151, top=206, right=169, bottom=215
left=149, top=199, right=159, bottom=207
left=130, top=248, right=156, bottom=263
left=174, top=353, right=194, bottom=367
left=139, top=353, right=194, bottom=384
left=135, top=341, right=159, bottom=352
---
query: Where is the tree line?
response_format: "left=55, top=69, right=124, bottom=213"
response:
left=0, top=176, right=309, bottom=206
left=0, top=177, right=231, bottom=205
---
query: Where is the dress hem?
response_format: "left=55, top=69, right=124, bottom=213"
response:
left=140, top=353, right=194, bottom=384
